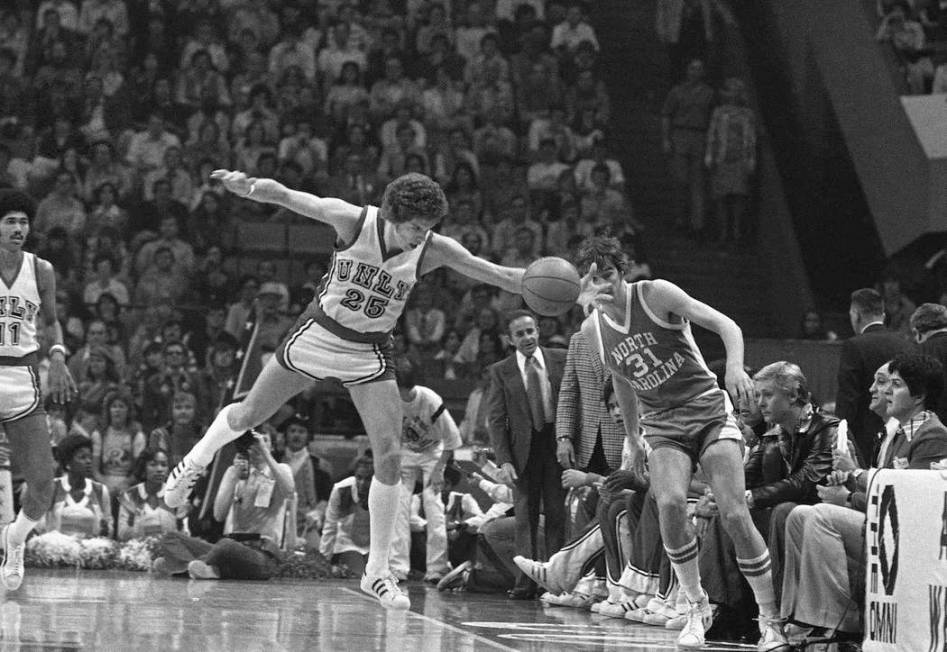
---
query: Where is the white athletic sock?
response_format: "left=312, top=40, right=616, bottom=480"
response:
left=187, top=404, right=244, bottom=467
left=6, top=512, right=38, bottom=547
left=665, top=538, right=704, bottom=603
left=365, top=477, right=401, bottom=577
left=738, top=551, right=778, bottom=619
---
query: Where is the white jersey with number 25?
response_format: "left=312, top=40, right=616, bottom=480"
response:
left=318, top=206, right=430, bottom=337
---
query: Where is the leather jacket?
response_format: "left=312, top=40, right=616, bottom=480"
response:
left=744, top=407, right=837, bottom=509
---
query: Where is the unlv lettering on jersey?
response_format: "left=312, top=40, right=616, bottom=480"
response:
left=0, top=296, right=39, bottom=322
left=335, top=259, right=413, bottom=302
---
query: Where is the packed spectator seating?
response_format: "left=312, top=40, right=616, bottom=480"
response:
left=7, top=1, right=947, bottom=650
left=874, top=0, right=947, bottom=94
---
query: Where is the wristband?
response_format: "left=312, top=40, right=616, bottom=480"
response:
left=246, top=179, right=257, bottom=198
left=556, top=436, right=572, bottom=442
left=48, top=344, right=67, bottom=358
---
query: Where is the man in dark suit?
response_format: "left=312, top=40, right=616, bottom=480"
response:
left=912, top=302, right=947, bottom=424
left=487, top=309, right=567, bottom=599
left=836, top=288, right=911, bottom=465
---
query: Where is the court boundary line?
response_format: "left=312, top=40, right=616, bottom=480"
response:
left=339, top=587, right=516, bottom=651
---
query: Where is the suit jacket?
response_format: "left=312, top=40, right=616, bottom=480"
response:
left=487, top=347, right=566, bottom=474
left=744, top=409, right=837, bottom=509
left=919, top=331, right=947, bottom=423
left=850, top=412, right=947, bottom=510
left=836, top=323, right=911, bottom=463
left=555, top=331, right=624, bottom=471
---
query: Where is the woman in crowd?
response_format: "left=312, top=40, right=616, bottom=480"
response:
left=90, top=390, right=147, bottom=499
left=77, top=347, right=121, bottom=428
left=117, top=449, right=184, bottom=541
left=325, top=62, right=371, bottom=125
left=39, top=434, right=113, bottom=539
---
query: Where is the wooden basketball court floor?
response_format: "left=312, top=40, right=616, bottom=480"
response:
left=0, top=570, right=758, bottom=651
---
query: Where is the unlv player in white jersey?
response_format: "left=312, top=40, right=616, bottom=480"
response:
left=164, top=170, right=536, bottom=610
left=0, top=190, right=77, bottom=590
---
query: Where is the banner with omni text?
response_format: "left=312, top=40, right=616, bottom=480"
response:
left=864, top=469, right=947, bottom=651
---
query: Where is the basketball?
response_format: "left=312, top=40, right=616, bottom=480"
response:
left=522, top=257, right=581, bottom=316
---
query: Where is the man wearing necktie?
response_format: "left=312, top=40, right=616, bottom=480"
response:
left=486, top=309, right=567, bottom=599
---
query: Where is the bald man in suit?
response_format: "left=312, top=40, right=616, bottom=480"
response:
left=487, top=309, right=567, bottom=598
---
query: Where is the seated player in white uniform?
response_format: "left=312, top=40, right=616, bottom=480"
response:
left=163, top=170, right=531, bottom=610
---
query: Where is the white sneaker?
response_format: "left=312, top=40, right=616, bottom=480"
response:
left=187, top=560, right=220, bottom=580
left=757, top=616, right=791, bottom=651
left=561, top=592, right=598, bottom=609
left=676, top=594, right=713, bottom=649
left=513, top=555, right=562, bottom=594
left=667, top=603, right=716, bottom=631
left=598, top=600, right=637, bottom=619
left=641, top=596, right=678, bottom=626
left=164, top=458, right=205, bottom=508
left=361, top=573, right=411, bottom=610
left=0, top=526, right=24, bottom=590
left=540, top=591, right=574, bottom=606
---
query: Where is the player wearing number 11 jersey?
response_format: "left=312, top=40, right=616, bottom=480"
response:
left=577, top=236, right=789, bottom=651
left=164, top=171, right=530, bottom=611
left=0, top=190, right=77, bottom=592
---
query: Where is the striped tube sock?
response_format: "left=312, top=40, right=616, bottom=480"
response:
left=737, top=550, right=777, bottom=618
left=365, top=477, right=401, bottom=577
left=664, top=538, right=703, bottom=603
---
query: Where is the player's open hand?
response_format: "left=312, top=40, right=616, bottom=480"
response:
left=211, top=169, right=255, bottom=198
left=724, top=364, right=754, bottom=413
left=47, top=357, right=77, bottom=404
left=577, top=263, right=614, bottom=311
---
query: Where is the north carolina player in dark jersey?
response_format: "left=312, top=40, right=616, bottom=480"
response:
left=163, top=170, right=528, bottom=610
left=576, top=236, right=788, bottom=651
left=0, top=190, right=77, bottom=591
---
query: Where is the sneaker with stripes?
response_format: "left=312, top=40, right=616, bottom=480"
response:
left=513, top=555, right=563, bottom=594
left=361, top=573, right=410, bottom=610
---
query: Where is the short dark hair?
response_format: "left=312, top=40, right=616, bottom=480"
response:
left=0, top=190, right=35, bottom=221
left=850, top=288, right=884, bottom=317
left=57, top=434, right=93, bottom=468
left=575, top=235, right=628, bottom=276
left=380, top=173, right=448, bottom=225
left=505, top=309, right=536, bottom=333
left=395, top=358, right=417, bottom=389
left=888, top=352, right=945, bottom=411
left=132, top=447, right=168, bottom=483
left=281, top=413, right=310, bottom=433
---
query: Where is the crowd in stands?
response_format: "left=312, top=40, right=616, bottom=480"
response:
left=0, top=0, right=648, bottom=430
left=6, top=0, right=947, bottom=649
left=875, top=0, right=947, bottom=93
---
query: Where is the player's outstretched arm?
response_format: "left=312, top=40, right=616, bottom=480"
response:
left=646, top=279, right=754, bottom=408
left=422, top=233, right=524, bottom=293
left=211, top=169, right=362, bottom=238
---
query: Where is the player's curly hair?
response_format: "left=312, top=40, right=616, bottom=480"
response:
left=0, top=189, right=36, bottom=221
left=380, top=173, right=449, bottom=224
left=575, top=235, right=628, bottom=276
